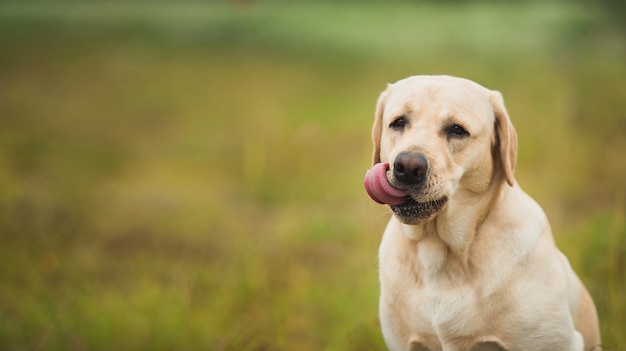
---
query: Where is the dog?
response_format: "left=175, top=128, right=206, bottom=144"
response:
left=363, top=75, right=600, bottom=351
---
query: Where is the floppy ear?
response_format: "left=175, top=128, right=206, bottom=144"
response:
left=371, top=87, right=390, bottom=165
left=490, top=91, right=518, bottom=187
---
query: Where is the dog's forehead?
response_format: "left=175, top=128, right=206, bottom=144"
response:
left=384, top=76, right=492, bottom=120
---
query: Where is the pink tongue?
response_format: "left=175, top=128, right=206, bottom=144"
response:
left=364, top=162, right=409, bottom=206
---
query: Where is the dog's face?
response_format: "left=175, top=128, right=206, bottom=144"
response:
left=372, top=76, right=517, bottom=224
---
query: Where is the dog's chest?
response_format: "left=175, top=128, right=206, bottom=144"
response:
left=404, top=277, right=483, bottom=338
left=379, top=234, right=498, bottom=349
left=381, top=266, right=496, bottom=350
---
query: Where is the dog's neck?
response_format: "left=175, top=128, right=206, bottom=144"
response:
left=398, top=177, right=510, bottom=286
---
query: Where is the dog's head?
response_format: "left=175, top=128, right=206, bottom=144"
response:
left=370, top=75, right=517, bottom=224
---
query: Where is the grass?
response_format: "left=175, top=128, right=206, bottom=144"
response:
left=0, top=1, right=624, bottom=350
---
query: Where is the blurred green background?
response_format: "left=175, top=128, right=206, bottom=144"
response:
left=0, top=1, right=625, bottom=350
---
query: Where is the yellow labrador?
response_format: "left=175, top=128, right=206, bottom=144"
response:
left=364, top=75, right=600, bottom=351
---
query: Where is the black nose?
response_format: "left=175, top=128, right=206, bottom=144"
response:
left=393, top=152, right=428, bottom=185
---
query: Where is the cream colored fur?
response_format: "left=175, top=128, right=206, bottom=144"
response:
left=372, top=75, right=600, bottom=351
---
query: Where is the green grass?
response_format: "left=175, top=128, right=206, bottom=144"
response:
left=0, top=1, right=624, bottom=350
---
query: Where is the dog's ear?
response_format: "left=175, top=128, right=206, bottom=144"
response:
left=372, top=86, right=390, bottom=165
left=490, top=91, right=518, bottom=187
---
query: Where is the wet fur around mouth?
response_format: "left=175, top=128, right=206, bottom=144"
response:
left=390, top=196, right=448, bottom=223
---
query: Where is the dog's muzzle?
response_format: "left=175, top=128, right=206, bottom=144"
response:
left=390, top=152, right=448, bottom=223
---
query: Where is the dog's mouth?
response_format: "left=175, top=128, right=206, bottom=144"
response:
left=390, top=196, right=448, bottom=223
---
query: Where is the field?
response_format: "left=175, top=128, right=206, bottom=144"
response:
left=0, top=1, right=625, bottom=350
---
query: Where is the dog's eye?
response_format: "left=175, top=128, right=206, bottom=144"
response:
left=390, top=117, right=407, bottom=131
left=445, top=124, right=470, bottom=138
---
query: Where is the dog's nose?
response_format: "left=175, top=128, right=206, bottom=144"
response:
left=393, top=152, right=428, bottom=185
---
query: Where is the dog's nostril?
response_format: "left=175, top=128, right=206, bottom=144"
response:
left=394, top=162, right=405, bottom=174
